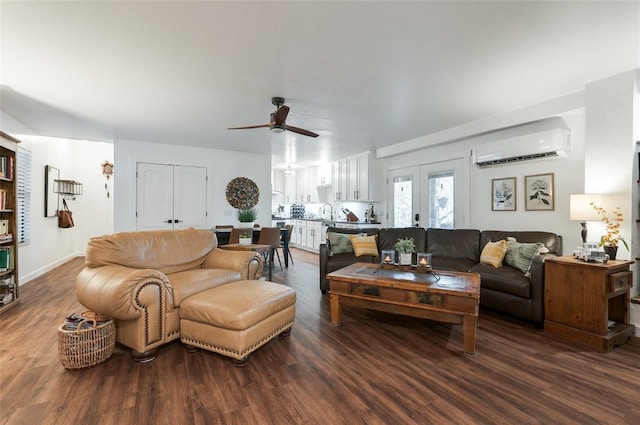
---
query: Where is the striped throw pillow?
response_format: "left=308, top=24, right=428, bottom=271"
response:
left=348, top=234, right=378, bottom=257
left=480, top=240, right=508, bottom=268
left=504, top=239, right=543, bottom=274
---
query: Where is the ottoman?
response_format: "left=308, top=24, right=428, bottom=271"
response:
left=179, top=280, right=296, bottom=366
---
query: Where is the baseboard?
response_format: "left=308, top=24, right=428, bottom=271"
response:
left=20, top=253, right=84, bottom=285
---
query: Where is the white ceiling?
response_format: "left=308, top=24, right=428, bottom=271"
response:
left=1, top=1, right=639, bottom=169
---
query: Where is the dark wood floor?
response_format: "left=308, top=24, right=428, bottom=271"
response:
left=1, top=249, right=639, bottom=425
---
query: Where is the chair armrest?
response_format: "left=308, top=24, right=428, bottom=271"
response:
left=75, top=265, right=173, bottom=320
left=203, top=248, right=264, bottom=280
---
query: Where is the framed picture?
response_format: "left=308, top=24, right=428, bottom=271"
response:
left=491, top=177, right=516, bottom=211
left=525, top=173, right=555, bottom=211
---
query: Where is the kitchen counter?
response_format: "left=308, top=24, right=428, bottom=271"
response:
left=272, top=217, right=381, bottom=226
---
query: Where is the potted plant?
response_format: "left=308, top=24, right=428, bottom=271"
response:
left=236, top=207, right=258, bottom=228
left=590, top=203, right=628, bottom=260
left=395, top=237, right=415, bottom=265
left=238, top=232, right=253, bottom=246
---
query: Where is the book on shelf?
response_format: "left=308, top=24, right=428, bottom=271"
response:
left=0, top=156, right=13, bottom=180
left=0, top=219, right=8, bottom=235
left=0, top=189, right=6, bottom=210
left=0, top=248, right=10, bottom=271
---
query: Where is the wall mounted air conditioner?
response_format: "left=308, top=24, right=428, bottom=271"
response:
left=472, top=118, right=571, bottom=168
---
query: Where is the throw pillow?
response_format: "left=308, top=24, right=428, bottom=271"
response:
left=327, top=232, right=353, bottom=256
left=349, top=234, right=378, bottom=257
left=504, top=239, right=543, bottom=274
left=480, top=240, right=508, bottom=268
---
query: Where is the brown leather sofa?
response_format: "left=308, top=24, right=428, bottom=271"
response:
left=75, top=228, right=264, bottom=362
left=319, top=227, right=562, bottom=326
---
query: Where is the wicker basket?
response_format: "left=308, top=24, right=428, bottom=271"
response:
left=58, top=311, right=116, bottom=370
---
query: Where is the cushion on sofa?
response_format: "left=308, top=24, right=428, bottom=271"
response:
left=468, top=263, right=531, bottom=298
left=349, top=234, right=378, bottom=257
left=481, top=231, right=562, bottom=256
left=504, top=238, right=542, bottom=274
left=378, top=227, right=427, bottom=252
left=430, top=257, right=478, bottom=273
left=426, top=228, right=480, bottom=261
left=168, top=269, right=242, bottom=307
left=480, top=240, right=508, bottom=268
left=327, top=232, right=353, bottom=256
left=85, top=228, right=217, bottom=274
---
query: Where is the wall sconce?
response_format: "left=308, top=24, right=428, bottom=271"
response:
left=569, top=194, right=602, bottom=243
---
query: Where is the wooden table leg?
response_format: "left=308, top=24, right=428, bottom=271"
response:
left=330, top=292, right=341, bottom=326
left=463, top=315, right=477, bottom=357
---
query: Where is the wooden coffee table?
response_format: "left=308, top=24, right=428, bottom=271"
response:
left=327, top=262, right=481, bottom=356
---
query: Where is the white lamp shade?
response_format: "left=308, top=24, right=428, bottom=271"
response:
left=569, top=194, right=602, bottom=221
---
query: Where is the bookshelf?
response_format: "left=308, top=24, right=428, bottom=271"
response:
left=0, top=131, right=19, bottom=314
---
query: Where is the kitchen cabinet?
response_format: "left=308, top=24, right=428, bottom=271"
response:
left=332, top=151, right=378, bottom=202
left=317, top=163, right=332, bottom=186
left=332, top=159, right=348, bottom=201
left=296, top=167, right=318, bottom=203
left=283, top=173, right=297, bottom=203
left=305, top=221, right=323, bottom=251
left=271, top=169, right=285, bottom=194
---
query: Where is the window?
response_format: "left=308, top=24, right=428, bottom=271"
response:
left=17, top=147, right=31, bottom=245
left=393, top=176, right=413, bottom=228
left=428, top=171, right=454, bottom=229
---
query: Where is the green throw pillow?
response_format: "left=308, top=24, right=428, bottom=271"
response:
left=327, top=232, right=353, bottom=256
left=504, top=239, right=543, bottom=274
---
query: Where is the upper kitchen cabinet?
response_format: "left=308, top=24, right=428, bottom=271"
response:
left=316, top=163, right=332, bottom=186
left=333, top=151, right=379, bottom=202
left=332, top=158, right=348, bottom=201
left=283, top=172, right=297, bottom=203
left=296, top=167, right=318, bottom=203
left=272, top=169, right=285, bottom=194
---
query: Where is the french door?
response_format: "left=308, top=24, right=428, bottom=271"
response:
left=388, top=158, right=467, bottom=229
left=136, top=162, right=208, bottom=230
left=419, top=158, right=467, bottom=229
left=387, top=167, right=420, bottom=227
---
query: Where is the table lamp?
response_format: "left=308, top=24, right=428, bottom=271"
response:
left=569, top=194, right=602, bottom=243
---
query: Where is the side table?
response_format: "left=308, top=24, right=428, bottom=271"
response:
left=544, top=256, right=634, bottom=352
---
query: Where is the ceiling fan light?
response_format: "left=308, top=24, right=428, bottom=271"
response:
left=271, top=124, right=286, bottom=134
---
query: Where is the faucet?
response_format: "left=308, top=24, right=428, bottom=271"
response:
left=322, top=203, right=333, bottom=220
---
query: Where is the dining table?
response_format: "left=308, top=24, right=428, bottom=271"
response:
left=213, top=227, right=291, bottom=268
left=219, top=243, right=274, bottom=280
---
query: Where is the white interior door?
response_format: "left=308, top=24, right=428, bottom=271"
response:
left=387, top=167, right=420, bottom=227
left=136, top=163, right=174, bottom=230
left=173, top=165, right=207, bottom=229
left=136, top=163, right=208, bottom=230
left=419, top=158, right=468, bottom=229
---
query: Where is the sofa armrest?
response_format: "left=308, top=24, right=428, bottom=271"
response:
left=203, top=248, right=264, bottom=280
left=528, top=253, right=558, bottom=323
left=75, top=265, right=174, bottom=320
left=319, top=241, right=330, bottom=293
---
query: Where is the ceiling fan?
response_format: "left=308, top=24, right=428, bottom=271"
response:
left=228, top=97, right=319, bottom=138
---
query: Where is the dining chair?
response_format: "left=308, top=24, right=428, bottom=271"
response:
left=215, top=224, right=233, bottom=229
left=229, top=228, right=246, bottom=244
left=258, top=227, right=283, bottom=271
left=279, top=224, right=294, bottom=266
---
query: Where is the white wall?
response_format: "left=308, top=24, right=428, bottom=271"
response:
left=113, top=139, right=271, bottom=232
left=2, top=110, right=114, bottom=284
left=381, top=110, right=586, bottom=254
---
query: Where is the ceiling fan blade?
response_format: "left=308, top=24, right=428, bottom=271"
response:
left=274, top=105, right=290, bottom=125
left=286, top=125, right=319, bottom=138
left=227, top=124, right=271, bottom=130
